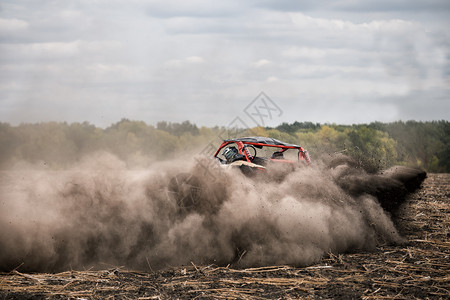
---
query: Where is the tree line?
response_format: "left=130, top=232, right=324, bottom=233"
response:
left=0, top=119, right=448, bottom=172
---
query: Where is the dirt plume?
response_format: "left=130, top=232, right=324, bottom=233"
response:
left=0, top=152, right=425, bottom=272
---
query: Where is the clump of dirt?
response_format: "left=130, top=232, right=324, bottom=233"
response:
left=1, top=173, right=448, bottom=299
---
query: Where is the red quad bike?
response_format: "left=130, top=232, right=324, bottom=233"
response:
left=168, top=137, right=311, bottom=215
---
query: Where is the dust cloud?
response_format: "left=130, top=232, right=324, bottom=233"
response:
left=0, top=152, right=424, bottom=272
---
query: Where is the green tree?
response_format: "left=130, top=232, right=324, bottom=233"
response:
left=347, top=126, right=397, bottom=172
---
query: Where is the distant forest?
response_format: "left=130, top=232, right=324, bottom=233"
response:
left=0, top=120, right=448, bottom=173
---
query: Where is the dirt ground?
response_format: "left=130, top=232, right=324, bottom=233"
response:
left=1, top=173, right=448, bottom=299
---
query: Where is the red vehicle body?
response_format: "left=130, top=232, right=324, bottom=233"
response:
left=213, top=137, right=311, bottom=175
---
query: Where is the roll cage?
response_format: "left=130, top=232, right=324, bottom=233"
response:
left=213, top=137, right=311, bottom=165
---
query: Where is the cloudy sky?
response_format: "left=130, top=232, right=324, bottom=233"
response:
left=1, top=1, right=449, bottom=128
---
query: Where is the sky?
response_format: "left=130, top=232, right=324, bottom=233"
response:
left=0, top=0, right=449, bottom=128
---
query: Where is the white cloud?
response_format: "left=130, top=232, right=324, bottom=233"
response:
left=282, top=47, right=327, bottom=59
left=0, top=18, right=29, bottom=32
left=0, top=1, right=448, bottom=126
left=254, top=59, right=272, bottom=67
left=86, top=64, right=146, bottom=82
left=143, top=0, right=243, bottom=17
left=185, top=56, right=205, bottom=63
left=164, top=56, right=205, bottom=68
left=288, top=12, right=419, bottom=38
left=0, top=40, right=122, bottom=62
left=266, top=76, right=278, bottom=82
